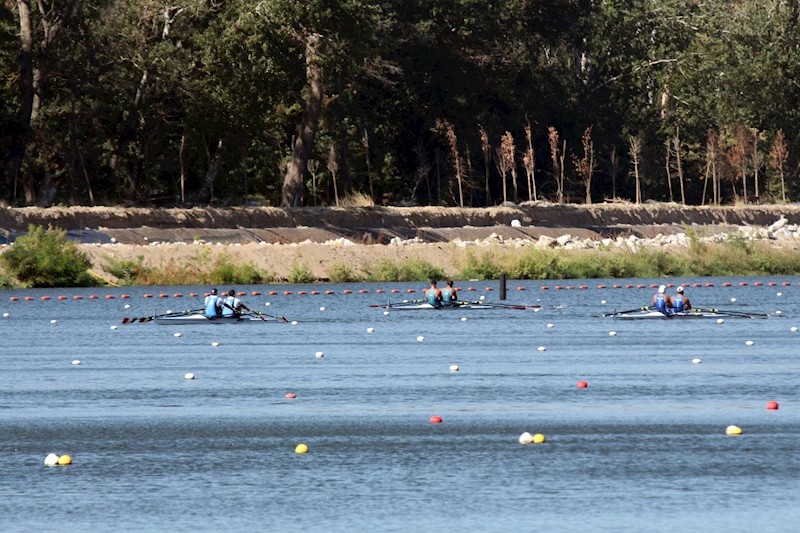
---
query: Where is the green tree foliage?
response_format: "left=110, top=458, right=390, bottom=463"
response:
left=0, top=225, right=100, bottom=287
left=1, top=0, right=799, bottom=207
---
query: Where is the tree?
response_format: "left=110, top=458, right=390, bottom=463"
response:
left=629, top=135, right=642, bottom=204
left=572, top=126, right=595, bottom=204
left=769, top=130, right=789, bottom=203
left=523, top=124, right=536, bottom=201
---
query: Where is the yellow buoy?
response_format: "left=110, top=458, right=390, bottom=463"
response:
left=533, top=433, right=546, bottom=444
left=295, top=444, right=309, bottom=454
left=725, top=425, right=742, bottom=435
left=57, top=455, right=72, bottom=465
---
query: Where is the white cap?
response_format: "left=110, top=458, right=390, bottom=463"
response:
left=658, top=285, right=666, bottom=293
left=677, top=286, right=684, bottom=293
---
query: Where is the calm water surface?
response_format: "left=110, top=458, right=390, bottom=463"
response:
left=2, top=277, right=800, bottom=532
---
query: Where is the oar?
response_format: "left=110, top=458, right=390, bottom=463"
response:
left=595, top=306, right=649, bottom=318
left=243, top=311, right=289, bottom=323
left=121, top=308, right=204, bottom=324
left=453, top=300, right=531, bottom=310
left=693, top=307, right=772, bottom=318
left=369, top=299, right=424, bottom=308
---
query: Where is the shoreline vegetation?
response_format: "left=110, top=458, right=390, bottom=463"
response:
left=2, top=225, right=800, bottom=289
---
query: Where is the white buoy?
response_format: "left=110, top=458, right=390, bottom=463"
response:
left=449, top=365, right=459, bottom=372
left=166, top=310, right=172, bottom=314
left=2, top=312, right=8, bottom=318
left=776, top=310, right=783, bottom=315
left=777, top=292, right=782, bottom=297
left=110, top=325, right=117, bottom=330
left=609, top=331, right=617, bottom=337
left=291, top=321, right=298, bottom=326
left=72, top=360, right=81, bottom=365
left=367, top=327, right=374, bottom=333
left=692, top=358, right=702, bottom=364
left=731, top=298, right=737, bottom=303
left=519, top=432, right=534, bottom=445
left=480, top=295, right=486, bottom=300
left=601, top=300, right=607, bottom=304
left=211, top=342, right=220, bottom=347
left=173, top=332, right=182, bottom=337
left=402, top=300, right=408, bottom=303
left=417, top=336, right=425, bottom=342
left=50, top=319, right=57, bottom=324
left=791, top=327, right=798, bottom=332
left=537, top=346, right=546, bottom=352
left=533, top=308, right=541, bottom=312
left=315, top=351, right=324, bottom=358
left=110, top=237, right=117, bottom=243
left=383, top=311, right=390, bottom=316
left=461, top=317, right=468, bottom=322
left=546, top=323, right=554, bottom=329
left=320, top=307, right=326, bottom=311
left=44, top=453, right=59, bottom=466
left=717, top=318, right=724, bottom=324
left=265, top=302, right=271, bottom=306
left=745, top=340, right=754, bottom=346
left=124, top=304, right=130, bottom=309
left=185, top=373, right=195, bottom=380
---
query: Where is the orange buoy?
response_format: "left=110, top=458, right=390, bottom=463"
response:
left=390, top=289, right=400, bottom=293
left=269, top=291, right=278, bottom=295
left=705, top=283, right=714, bottom=287
left=782, top=282, right=791, bottom=286
left=188, top=293, right=198, bottom=297
left=158, top=293, right=168, bottom=298
left=375, top=289, right=384, bottom=294
left=407, top=289, right=415, bottom=293
left=753, top=282, right=761, bottom=286
left=10, top=297, right=19, bottom=301
left=283, top=291, right=292, bottom=295
left=121, top=294, right=131, bottom=299
left=682, top=283, right=690, bottom=287
left=624, top=284, right=633, bottom=289
left=467, top=287, right=476, bottom=291
left=297, top=291, right=307, bottom=295
left=554, top=286, right=563, bottom=290
left=566, top=285, right=575, bottom=290
left=311, top=291, right=320, bottom=295
left=24, top=296, right=34, bottom=301
left=577, top=381, right=588, bottom=389
left=285, top=393, right=296, bottom=399
left=343, top=290, right=352, bottom=294
left=768, top=282, right=777, bottom=287
left=579, top=285, right=588, bottom=290
left=57, top=296, right=67, bottom=300
left=485, top=287, right=494, bottom=291
left=73, top=295, right=82, bottom=300
left=429, top=416, right=443, bottom=424
left=612, top=285, right=622, bottom=289
left=106, top=295, right=115, bottom=299
left=359, top=289, right=368, bottom=294
left=666, top=283, right=675, bottom=288
left=597, top=285, right=607, bottom=289
left=326, top=290, right=335, bottom=295
left=540, top=286, right=549, bottom=290
left=41, top=296, right=50, bottom=301
left=650, top=284, right=658, bottom=288
left=143, top=294, right=153, bottom=298
left=172, top=293, right=182, bottom=298
left=767, top=401, right=779, bottom=410
left=723, top=282, right=731, bottom=287
left=90, top=295, right=99, bottom=300
left=251, top=291, right=261, bottom=296
left=237, top=291, right=246, bottom=296
left=517, top=287, right=525, bottom=291
left=637, top=284, right=646, bottom=289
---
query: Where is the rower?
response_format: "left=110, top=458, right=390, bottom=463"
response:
left=222, top=289, right=255, bottom=317
left=441, top=280, right=458, bottom=306
left=424, top=280, right=443, bottom=308
left=204, top=288, right=223, bottom=317
left=652, top=285, right=673, bottom=315
left=674, top=286, right=692, bottom=311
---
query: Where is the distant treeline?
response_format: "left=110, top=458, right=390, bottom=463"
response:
left=1, top=0, right=799, bottom=208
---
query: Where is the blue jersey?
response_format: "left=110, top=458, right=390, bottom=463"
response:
left=204, top=295, right=220, bottom=317
left=654, top=294, right=670, bottom=314
left=427, top=289, right=442, bottom=307
left=673, top=295, right=684, bottom=312
left=441, top=288, right=453, bottom=304
left=222, top=296, right=240, bottom=317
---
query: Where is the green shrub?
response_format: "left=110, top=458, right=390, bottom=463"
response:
left=209, top=255, right=274, bottom=284
left=288, top=260, right=315, bottom=283
left=105, top=255, right=151, bottom=285
left=458, top=252, right=504, bottom=280
left=1, top=225, right=100, bottom=287
left=363, top=259, right=445, bottom=282
left=328, top=262, right=362, bottom=283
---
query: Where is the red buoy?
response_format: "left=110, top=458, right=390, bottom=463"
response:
left=285, top=393, right=296, bottom=399
left=429, top=416, right=443, bottom=424
left=577, top=381, right=588, bottom=389
left=767, top=401, right=779, bottom=410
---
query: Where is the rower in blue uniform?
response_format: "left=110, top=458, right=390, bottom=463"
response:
left=651, top=284, right=674, bottom=315
left=673, top=286, right=691, bottom=311
left=441, top=280, right=458, bottom=306
left=424, top=280, right=443, bottom=308
left=222, top=289, right=255, bottom=317
left=204, top=288, right=223, bottom=317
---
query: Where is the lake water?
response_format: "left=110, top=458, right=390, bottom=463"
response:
left=2, top=277, right=800, bottom=532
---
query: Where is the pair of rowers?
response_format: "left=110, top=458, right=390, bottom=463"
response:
left=652, top=284, right=692, bottom=315
left=423, top=280, right=458, bottom=308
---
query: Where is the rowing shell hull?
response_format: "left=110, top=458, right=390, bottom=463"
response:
left=612, top=311, right=736, bottom=320
left=377, top=303, right=494, bottom=310
left=154, top=314, right=278, bottom=324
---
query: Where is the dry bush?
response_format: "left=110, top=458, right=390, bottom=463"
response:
left=340, top=191, right=375, bottom=207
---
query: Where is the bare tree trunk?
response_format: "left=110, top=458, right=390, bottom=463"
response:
left=362, top=129, right=373, bottom=201
left=701, top=158, right=710, bottom=205
left=282, top=33, right=323, bottom=206
left=559, top=140, right=566, bottom=203
left=675, top=127, right=685, bottom=204
left=8, top=0, right=35, bottom=203
left=179, top=134, right=186, bottom=205
left=665, top=144, right=673, bottom=202
left=200, top=138, right=224, bottom=203
left=609, top=146, right=618, bottom=199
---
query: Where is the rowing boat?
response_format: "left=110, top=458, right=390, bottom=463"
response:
left=611, top=310, right=762, bottom=320
left=375, top=303, right=495, bottom=310
left=154, top=314, right=281, bottom=325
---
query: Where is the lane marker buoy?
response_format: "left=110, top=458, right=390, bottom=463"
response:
left=417, top=336, right=425, bottom=342
left=367, top=327, right=374, bottom=333
left=533, top=433, right=546, bottom=444
left=450, top=365, right=459, bottom=372
left=609, top=331, right=617, bottom=336
left=72, top=360, right=81, bottom=365
left=725, top=425, right=742, bottom=435
left=57, top=455, right=72, bottom=465
left=745, top=340, right=754, bottom=346
left=185, top=373, right=195, bottom=380
left=767, top=401, right=779, bottom=410
left=265, top=302, right=271, bottom=306
left=537, top=346, right=546, bottom=352
left=295, top=444, right=308, bottom=454
left=546, top=323, right=554, bottom=328
left=211, top=342, right=220, bottom=347
left=315, top=351, right=324, bottom=358
left=692, top=358, right=702, bottom=364
left=731, top=298, right=737, bottom=302
left=44, top=453, right=59, bottom=466
left=3, top=313, right=8, bottom=318
left=717, top=318, right=724, bottom=324
left=461, top=317, right=467, bottom=322
left=173, top=332, right=182, bottom=337
left=383, top=311, right=389, bottom=316
left=50, top=320, right=57, bottom=324
left=320, top=307, right=326, bottom=311
left=791, top=327, right=798, bottom=332
left=577, top=381, right=588, bottom=388
left=285, top=392, right=296, bottom=399
left=430, top=416, right=443, bottom=424
left=519, top=432, right=533, bottom=445
left=291, top=321, right=298, bottom=326
left=601, top=300, right=607, bottom=304
left=110, top=325, right=117, bottom=330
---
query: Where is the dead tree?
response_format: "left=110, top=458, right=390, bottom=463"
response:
left=307, top=158, right=319, bottom=206
left=629, top=135, right=642, bottom=204
left=548, top=127, right=565, bottom=203
left=523, top=124, right=536, bottom=201
left=572, top=127, right=595, bottom=204
left=436, top=120, right=464, bottom=207
left=734, top=125, right=749, bottom=203
left=674, top=126, right=685, bottom=204
left=327, top=143, right=339, bottom=207
left=769, top=129, right=789, bottom=203
left=479, top=125, right=491, bottom=205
